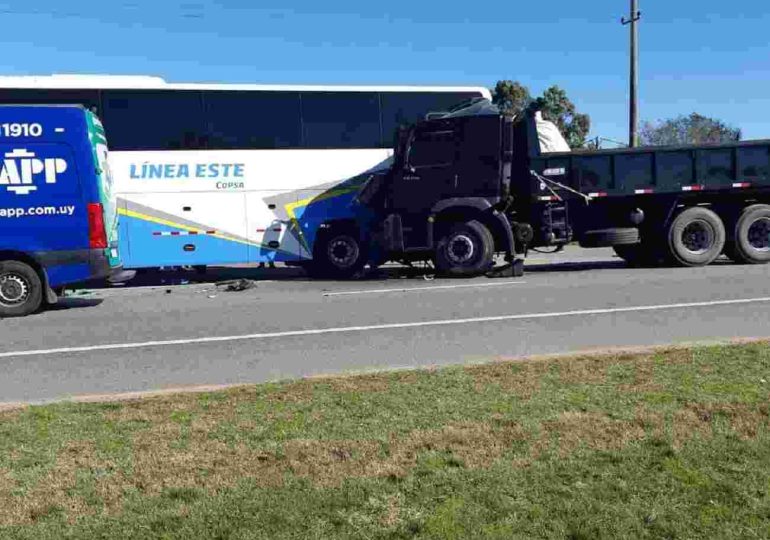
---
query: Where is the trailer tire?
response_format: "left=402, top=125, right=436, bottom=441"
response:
left=579, top=228, right=639, bottom=248
left=0, top=260, right=43, bottom=317
left=310, top=228, right=366, bottom=279
left=435, top=220, right=494, bottom=277
left=667, top=207, right=725, bottom=267
left=730, top=204, right=770, bottom=264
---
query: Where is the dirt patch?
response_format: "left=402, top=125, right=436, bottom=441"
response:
left=0, top=419, right=528, bottom=524
left=534, top=411, right=648, bottom=457
left=380, top=494, right=403, bottom=527
left=673, top=405, right=715, bottom=448
left=467, top=360, right=549, bottom=399
left=672, top=401, right=769, bottom=447
left=696, top=402, right=770, bottom=441
left=635, top=405, right=666, bottom=439
left=0, top=441, right=103, bottom=526
left=284, top=421, right=527, bottom=487
left=0, top=468, right=16, bottom=494
left=324, top=373, right=393, bottom=394
left=722, top=402, right=770, bottom=440
left=618, top=358, right=663, bottom=393
left=557, top=356, right=611, bottom=385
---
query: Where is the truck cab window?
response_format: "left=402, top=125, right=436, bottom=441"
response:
left=407, top=129, right=456, bottom=169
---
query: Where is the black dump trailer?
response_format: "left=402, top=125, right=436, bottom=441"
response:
left=316, top=98, right=770, bottom=278
left=516, top=105, right=770, bottom=267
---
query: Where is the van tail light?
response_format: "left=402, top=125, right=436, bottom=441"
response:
left=87, top=203, right=108, bottom=249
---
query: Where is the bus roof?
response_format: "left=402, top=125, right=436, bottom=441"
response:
left=0, top=74, right=492, bottom=99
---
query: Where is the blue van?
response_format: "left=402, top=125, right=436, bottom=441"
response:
left=0, top=105, right=121, bottom=317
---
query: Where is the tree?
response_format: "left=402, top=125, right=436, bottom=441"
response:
left=640, top=113, right=741, bottom=146
left=534, top=86, right=591, bottom=149
left=491, top=80, right=591, bottom=148
left=491, top=80, right=532, bottom=117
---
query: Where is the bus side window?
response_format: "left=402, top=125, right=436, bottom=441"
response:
left=0, top=89, right=100, bottom=110
left=300, top=92, right=381, bottom=149
left=203, top=91, right=302, bottom=149
left=101, top=90, right=206, bottom=151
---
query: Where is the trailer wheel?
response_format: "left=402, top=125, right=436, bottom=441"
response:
left=310, top=229, right=366, bottom=279
left=579, top=228, right=639, bottom=248
left=730, top=204, right=770, bottom=264
left=0, top=261, right=43, bottom=317
left=667, top=207, right=725, bottom=267
left=435, top=220, right=494, bottom=277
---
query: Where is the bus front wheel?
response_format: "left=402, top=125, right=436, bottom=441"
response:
left=0, top=260, right=43, bottom=317
left=310, top=229, right=366, bottom=279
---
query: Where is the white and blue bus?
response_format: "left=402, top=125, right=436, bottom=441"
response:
left=0, top=75, right=490, bottom=270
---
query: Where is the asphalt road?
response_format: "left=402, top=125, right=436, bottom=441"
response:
left=2, top=246, right=770, bottom=404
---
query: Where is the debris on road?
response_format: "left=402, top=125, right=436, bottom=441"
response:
left=215, top=279, right=256, bottom=292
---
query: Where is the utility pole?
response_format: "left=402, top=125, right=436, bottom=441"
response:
left=621, top=0, right=641, bottom=147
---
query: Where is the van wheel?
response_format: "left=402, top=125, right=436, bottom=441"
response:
left=435, top=220, right=494, bottom=277
left=667, top=207, right=725, bottom=267
left=730, top=204, right=770, bottom=264
left=311, top=229, right=366, bottom=279
left=0, top=261, right=43, bottom=317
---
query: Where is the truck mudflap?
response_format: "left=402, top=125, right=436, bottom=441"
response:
left=486, top=258, right=524, bottom=278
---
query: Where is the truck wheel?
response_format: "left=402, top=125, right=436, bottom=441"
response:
left=0, top=261, right=44, bottom=317
left=667, top=207, right=725, bottom=267
left=311, top=229, right=366, bottom=279
left=579, top=228, right=639, bottom=248
left=435, top=220, right=494, bottom=277
left=730, top=204, right=770, bottom=264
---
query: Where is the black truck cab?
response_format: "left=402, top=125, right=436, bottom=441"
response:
left=341, top=98, right=770, bottom=278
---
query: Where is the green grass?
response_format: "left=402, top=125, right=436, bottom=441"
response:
left=1, top=343, right=769, bottom=539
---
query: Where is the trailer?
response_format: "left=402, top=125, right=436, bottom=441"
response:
left=304, top=97, right=770, bottom=277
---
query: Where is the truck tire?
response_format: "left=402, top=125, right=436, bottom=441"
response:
left=0, top=261, right=44, bottom=317
left=579, top=228, right=639, bottom=248
left=310, top=229, right=366, bottom=279
left=667, top=207, right=725, bottom=267
left=729, top=204, right=770, bottom=264
left=435, top=220, right=494, bottom=277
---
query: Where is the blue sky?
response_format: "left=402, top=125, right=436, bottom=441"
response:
left=1, top=1, right=768, bottom=144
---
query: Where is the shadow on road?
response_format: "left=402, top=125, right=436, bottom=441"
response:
left=71, top=255, right=740, bottom=291
left=44, top=297, right=104, bottom=312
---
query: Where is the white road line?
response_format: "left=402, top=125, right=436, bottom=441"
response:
left=2, top=296, right=770, bottom=359
left=323, top=280, right=526, bottom=297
